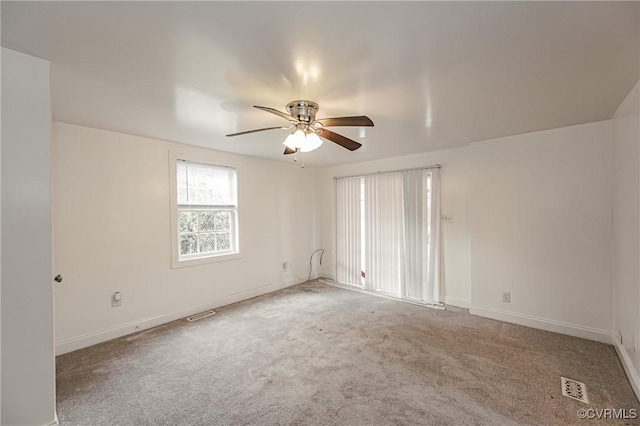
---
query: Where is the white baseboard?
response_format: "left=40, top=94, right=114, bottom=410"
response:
left=613, top=341, right=640, bottom=402
left=319, top=271, right=335, bottom=281
left=469, top=305, right=613, bottom=344
left=48, top=411, right=59, bottom=426
left=445, top=297, right=470, bottom=309
left=56, top=278, right=300, bottom=355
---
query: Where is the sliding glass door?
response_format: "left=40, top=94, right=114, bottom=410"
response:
left=335, top=167, right=442, bottom=305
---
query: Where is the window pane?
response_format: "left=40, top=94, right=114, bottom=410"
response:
left=216, top=232, right=231, bottom=251
left=199, top=233, right=216, bottom=253
left=188, top=187, right=197, bottom=204
left=180, top=234, right=198, bottom=255
left=192, top=165, right=215, bottom=204
left=197, top=188, right=214, bottom=205
left=177, top=163, right=188, bottom=204
left=198, top=211, right=216, bottom=232
left=181, top=162, right=236, bottom=206
left=213, top=168, right=236, bottom=205
left=215, top=211, right=230, bottom=230
left=178, top=188, right=188, bottom=204
left=179, top=211, right=198, bottom=233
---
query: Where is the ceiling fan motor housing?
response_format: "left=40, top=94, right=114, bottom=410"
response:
left=286, top=100, right=319, bottom=123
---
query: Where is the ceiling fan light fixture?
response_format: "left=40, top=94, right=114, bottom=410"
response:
left=299, top=131, right=323, bottom=152
left=283, top=129, right=305, bottom=149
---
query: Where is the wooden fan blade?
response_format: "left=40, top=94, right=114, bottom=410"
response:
left=313, top=116, right=374, bottom=127
left=319, top=129, right=362, bottom=151
left=254, top=106, right=298, bottom=123
left=226, top=126, right=288, bottom=137
left=283, top=147, right=297, bottom=155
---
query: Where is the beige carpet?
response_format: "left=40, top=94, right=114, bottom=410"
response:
left=56, top=281, right=640, bottom=425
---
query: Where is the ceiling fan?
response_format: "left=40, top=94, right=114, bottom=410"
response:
left=226, top=100, right=374, bottom=155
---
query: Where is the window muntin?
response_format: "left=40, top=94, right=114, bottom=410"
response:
left=176, top=160, right=238, bottom=260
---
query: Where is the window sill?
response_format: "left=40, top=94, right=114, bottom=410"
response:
left=172, top=251, right=242, bottom=269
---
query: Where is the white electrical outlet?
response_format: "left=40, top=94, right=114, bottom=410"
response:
left=502, top=292, right=511, bottom=303
left=282, top=262, right=289, bottom=272
left=112, top=291, right=122, bottom=307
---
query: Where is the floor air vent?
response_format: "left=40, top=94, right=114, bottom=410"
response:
left=186, top=310, right=216, bottom=322
left=561, top=377, right=589, bottom=404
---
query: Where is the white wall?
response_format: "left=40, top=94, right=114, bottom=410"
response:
left=53, top=122, right=320, bottom=353
left=611, top=80, right=640, bottom=398
left=1, top=48, right=56, bottom=426
left=319, top=121, right=614, bottom=342
left=467, top=121, right=613, bottom=341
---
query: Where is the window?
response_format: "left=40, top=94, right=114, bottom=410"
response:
left=172, top=158, right=238, bottom=266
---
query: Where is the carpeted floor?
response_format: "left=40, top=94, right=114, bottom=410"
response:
left=56, top=281, right=640, bottom=425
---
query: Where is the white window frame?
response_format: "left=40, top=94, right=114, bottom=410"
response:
left=169, top=152, right=241, bottom=268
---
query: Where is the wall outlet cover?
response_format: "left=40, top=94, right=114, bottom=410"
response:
left=112, top=291, right=122, bottom=307
left=502, top=292, right=511, bottom=303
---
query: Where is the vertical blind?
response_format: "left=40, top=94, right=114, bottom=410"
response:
left=364, top=172, right=405, bottom=296
left=335, top=177, right=362, bottom=286
left=334, top=167, right=442, bottom=305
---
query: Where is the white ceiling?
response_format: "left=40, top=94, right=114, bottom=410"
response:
left=2, top=1, right=638, bottom=167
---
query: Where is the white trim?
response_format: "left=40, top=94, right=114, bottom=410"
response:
left=613, top=341, right=640, bottom=402
left=445, top=297, right=470, bottom=309
left=469, top=305, right=613, bottom=344
left=48, top=412, right=59, bottom=426
left=55, top=278, right=300, bottom=355
left=173, top=251, right=243, bottom=268
left=320, top=273, right=336, bottom=281
left=321, top=279, right=445, bottom=310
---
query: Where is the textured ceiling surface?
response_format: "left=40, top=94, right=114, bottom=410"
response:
left=2, top=1, right=638, bottom=167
